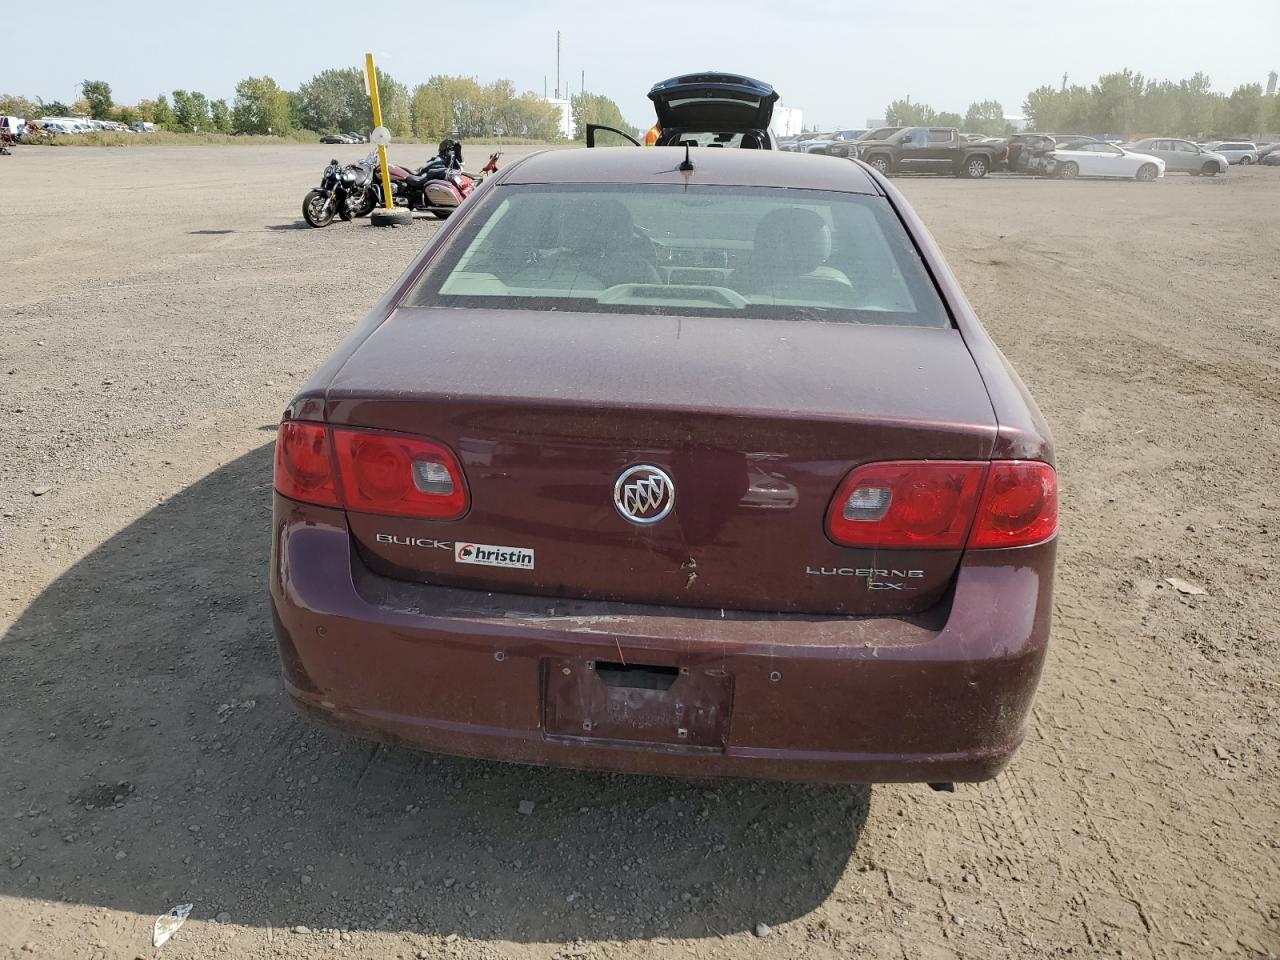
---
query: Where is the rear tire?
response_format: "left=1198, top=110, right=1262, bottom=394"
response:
left=1135, top=163, right=1158, bottom=182
left=961, top=155, right=989, bottom=179
left=1200, top=162, right=1218, bottom=177
left=1239, top=156, right=1252, bottom=165
left=302, top=190, right=335, bottom=228
left=1058, top=161, right=1079, bottom=179
left=866, top=154, right=891, bottom=176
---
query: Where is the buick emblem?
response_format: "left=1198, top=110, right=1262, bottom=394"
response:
left=614, top=465, right=675, bottom=525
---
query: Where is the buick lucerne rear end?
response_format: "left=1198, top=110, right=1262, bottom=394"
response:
left=270, top=148, right=1057, bottom=784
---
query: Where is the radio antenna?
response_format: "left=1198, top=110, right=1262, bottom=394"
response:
left=679, top=143, right=694, bottom=171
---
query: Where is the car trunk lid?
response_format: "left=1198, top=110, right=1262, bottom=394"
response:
left=325, top=307, right=997, bottom=616
left=647, top=73, right=778, bottom=132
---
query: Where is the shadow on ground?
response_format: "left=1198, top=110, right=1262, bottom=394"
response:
left=1, top=444, right=868, bottom=940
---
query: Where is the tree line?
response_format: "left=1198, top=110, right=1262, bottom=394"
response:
left=0, top=70, right=635, bottom=141
left=882, top=70, right=1280, bottom=138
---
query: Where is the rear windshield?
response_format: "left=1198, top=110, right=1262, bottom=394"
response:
left=402, top=183, right=950, bottom=327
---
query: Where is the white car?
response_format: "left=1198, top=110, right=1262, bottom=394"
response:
left=1050, top=142, right=1165, bottom=181
left=1204, top=141, right=1258, bottom=164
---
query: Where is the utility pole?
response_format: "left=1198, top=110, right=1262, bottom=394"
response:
left=556, top=30, right=561, bottom=99
left=1062, top=72, right=1068, bottom=92
left=581, top=70, right=585, bottom=99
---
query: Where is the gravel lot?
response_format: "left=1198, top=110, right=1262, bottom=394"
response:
left=0, top=144, right=1277, bottom=960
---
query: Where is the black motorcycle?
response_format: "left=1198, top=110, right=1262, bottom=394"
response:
left=302, top=155, right=378, bottom=228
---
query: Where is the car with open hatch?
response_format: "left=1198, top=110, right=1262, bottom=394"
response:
left=587, top=72, right=779, bottom=150
left=270, top=147, right=1058, bottom=785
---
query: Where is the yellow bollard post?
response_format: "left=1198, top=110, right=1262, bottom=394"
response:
left=365, top=52, right=411, bottom=227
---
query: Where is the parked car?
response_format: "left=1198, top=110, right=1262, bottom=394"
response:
left=854, top=126, right=1006, bottom=178
left=320, top=133, right=351, bottom=144
left=271, top=147, right=1058, bottom=785
left=130, top=121, right=157, bottom=133
left=1125, top=138, right=1228, bottom=176
left=799, top=129, right=868, bottom=157
left=1005, top=133, right=1050, bottom=173
left=1050, top=141, right=1164, bottom=181
left=1204, top=141, right=1258, bottom=164
left=587, top=72, right=779, bottom=149
left=1259, top=143, right=1280, bottom=166
left=345, top=132, right=367, bottom=143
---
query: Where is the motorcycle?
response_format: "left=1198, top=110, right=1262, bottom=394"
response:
left=301, top=155, right=378, bottom=228
left=382, top=140, right=500, bottom=219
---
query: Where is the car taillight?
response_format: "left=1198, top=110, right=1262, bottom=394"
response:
left=826, top=459, right=1057, bottom=550
left=274, top=421, right=340, bottom=508
left=332, top=429, right=468, bottom=519
left=827, top=461, right=986, bottom=549
left=274, top=421, right=468, bottom=520
left=967, top=460, right=1057, bottom=548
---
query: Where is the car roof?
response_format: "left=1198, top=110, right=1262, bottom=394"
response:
left=499, top=147, right=882, bottom=195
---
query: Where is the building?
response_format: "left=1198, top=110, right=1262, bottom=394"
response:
left=542, top=97, right=574, bottom=139
left=771, top=105, right=804, bottom=138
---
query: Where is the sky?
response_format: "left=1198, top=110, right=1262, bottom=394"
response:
left=4, top=0, right=1277, bottom=128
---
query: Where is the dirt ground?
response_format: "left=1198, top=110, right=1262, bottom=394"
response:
left=0, top=144, right=1276, bottom=960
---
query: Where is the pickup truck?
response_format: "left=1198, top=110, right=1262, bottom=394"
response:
left=854, top=127, right=1006, bottom=178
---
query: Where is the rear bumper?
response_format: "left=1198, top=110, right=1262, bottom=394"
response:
left=270, top=497, right=1054, bottom=784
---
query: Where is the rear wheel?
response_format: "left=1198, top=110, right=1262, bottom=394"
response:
left=302, top=190, right=335, bottom=228
left=1200, top=162, right=1218, bottom=177
left=1135, top=163, right=1158, bottom=182
left=866, top=154, right=891, bottom=175
left=961, top=155, right=989, bottom=179
left=1239, top=156, right=1252, bottom=165
left=1058, top=161, right=1079, bottom=179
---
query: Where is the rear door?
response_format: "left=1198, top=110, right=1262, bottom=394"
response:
left=924, top=128, right=959, bottom=167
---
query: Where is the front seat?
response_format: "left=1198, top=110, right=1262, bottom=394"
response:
left=512, top=198, right=660, bottom=291
left=730, top=208, right=855, bottom=303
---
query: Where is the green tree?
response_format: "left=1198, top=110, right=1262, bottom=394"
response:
left=570, top=91, right=633, bottom=140
left=153, top=94, right=174, bottom=128
left=232, top=76, right=291, bottom=134
left=963, top=100, right=1006, bottom=136
left=286, top=89, right=307, bottom=130
left=935, top=111, right=963, bottom=129
left=0, top=94, right=40, bottom=118
left=209, top=98, right=232, bottom=132
left=296, top=66, right=406, bottom=135
left=44, top=100, right=72, bottom=116
left=171, top=90, right=210, bottom=131
left=1089, top=70, right=1144, bottom=134
left=885, top=99, right=937, bottom=126
left=1223, top=83, right=1263, bottom=135
left=81, top=80, right=113, bottom=120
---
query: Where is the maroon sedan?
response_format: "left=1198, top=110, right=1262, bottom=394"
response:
left=271, top=148, right=1057, bottom=784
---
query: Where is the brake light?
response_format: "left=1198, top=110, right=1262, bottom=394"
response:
left=332, top=429, right=468, bottom=519
left=274, top=421, right=340, bottom=508
left=273, top=421, right=468, bottom=520
left=967, top=460, right=1057, bottom=548
left=826, top=459, right=1057, bottom=550
left=827, top=461, right=986, bottom=549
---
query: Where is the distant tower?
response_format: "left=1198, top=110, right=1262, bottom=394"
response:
left=1062, top=72, right=1068, bottom=92
left=1267, top=71, right=1278, bottom=96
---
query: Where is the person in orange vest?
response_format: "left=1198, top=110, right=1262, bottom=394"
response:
left=643, top=123, right=661, bottom=146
